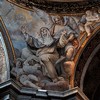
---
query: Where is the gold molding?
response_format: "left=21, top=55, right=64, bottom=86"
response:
left=71, top=25, right=100, bottom=88
left=0, top=16, right=16, bottom=63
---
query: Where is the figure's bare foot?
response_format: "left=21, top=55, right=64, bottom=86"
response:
left=53, top=78, right=58, bottom=83
left=53, top=77, right=65, bottom=83
left=87, top=34, right=91, bottom=38
left=43, top=80, right=69, bottom=91
left=37, top=82, right=45, bottom=88
left=58, top=77, right=65, bottom=81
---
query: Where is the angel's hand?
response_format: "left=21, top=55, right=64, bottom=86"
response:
left=61, top=30, right=67, bottom=36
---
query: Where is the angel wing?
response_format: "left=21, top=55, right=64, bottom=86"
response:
left=79, top=15, right=86, bottom=24
left=66, top=16, right=80, bottom=37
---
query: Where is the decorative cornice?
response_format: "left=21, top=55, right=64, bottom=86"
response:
left=0, top=80, right=89, bottom=100
left=7, top=0, right=100, bottom=15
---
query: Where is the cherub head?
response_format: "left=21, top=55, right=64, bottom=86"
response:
left=16, top=58, right=24, bottom=68
left=86, top=10, right=92, bottom=16
left=28, top=59, right=36, bottom=66
left=54, top=15, right=64, bottom=25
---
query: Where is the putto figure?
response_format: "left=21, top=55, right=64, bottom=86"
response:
left=79, top=10, right=100, bottom=37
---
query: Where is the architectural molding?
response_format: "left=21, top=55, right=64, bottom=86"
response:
left=0, top=16, right=16, bottom=83
left=74, top=28, right=100, bottom=87
left=0, top=80, right=89, bottom=100
left=7, top=0, right=100, bottom=15
left=80, top=44, right=100, bottom=90
left=0, top=17, right=16, bottom=63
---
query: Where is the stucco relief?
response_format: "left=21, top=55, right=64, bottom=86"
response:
left=0, top=0, right=100, bottom=91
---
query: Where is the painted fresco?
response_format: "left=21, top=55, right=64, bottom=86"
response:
left=0, top=0, right=100, bottom=91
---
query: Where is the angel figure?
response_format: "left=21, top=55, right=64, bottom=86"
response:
left=79, top=10, right=100, bottom=37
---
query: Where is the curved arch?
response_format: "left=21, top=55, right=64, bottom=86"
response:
left=0, top=17, right=16, bottom=83
left=80, top=44, right=100, bottom=90
left=74, top=26, right=100, bottom=88
left=0, top=32, right=10, bottom=82
left=92, top=83, right=100, bottom=100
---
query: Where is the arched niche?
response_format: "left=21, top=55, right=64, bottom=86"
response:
left=0, top=17, right=16, bottom=83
